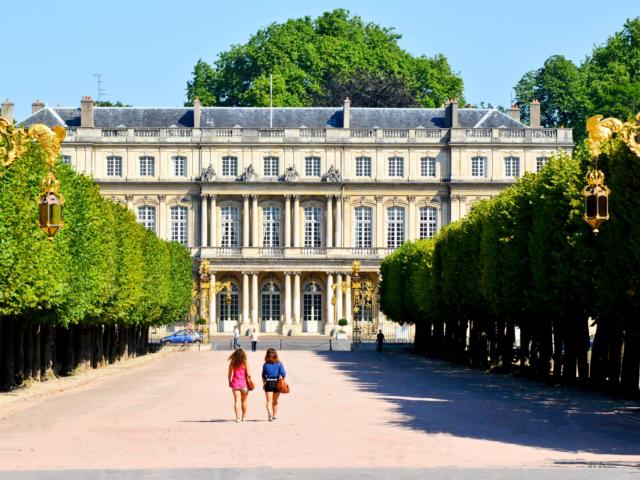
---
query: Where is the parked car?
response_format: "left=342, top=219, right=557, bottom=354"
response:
left=161, top=330, right=202, bottom=345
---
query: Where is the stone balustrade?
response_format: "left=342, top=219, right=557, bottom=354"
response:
left=63, top=127, right=571, bottom=145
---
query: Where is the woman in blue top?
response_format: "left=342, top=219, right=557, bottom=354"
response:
left=262, top=348, right=286, bottom=422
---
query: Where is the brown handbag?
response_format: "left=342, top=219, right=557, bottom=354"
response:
left=277, top=377, right=290, bottom=394
left=245, top=369, right=255, bottom=391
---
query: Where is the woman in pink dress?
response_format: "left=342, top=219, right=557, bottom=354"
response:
left=228, top=348, right=252, bottom=422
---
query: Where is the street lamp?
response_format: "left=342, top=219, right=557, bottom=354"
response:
left=0, top=119, right=67, bottom=240
left=582, top=169, right=609, bottom=234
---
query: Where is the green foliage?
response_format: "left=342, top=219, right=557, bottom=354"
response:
left=0, top=145, right=192, bottom=328
left=514, top=18, right=640, bottom=140
left=95, top=101, right=132, bottom=107
left=185, top=9, right=463, bottom=108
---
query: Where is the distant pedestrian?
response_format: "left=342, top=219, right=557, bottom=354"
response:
left=376, top=329, right=385, bottom=353
left=262, top=348, right=286, bottom=422
left=233, top=325, right=240, bottom=349
left=250, top=328, right=259, bottom=352
left=228, top=348, right=252, bottom=422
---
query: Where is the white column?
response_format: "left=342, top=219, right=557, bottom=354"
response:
left=293, top=272, right=301, bottom=324
left=210, top=194, right=217, bottom=248
left=408, top=196, right=416, bottom=241
left=375, top=195, right=384, bottom=249
left=158, top=195, right=167, bottom=240
left=345, top=274, right=352, bottom=324
left=284, top=195, right=291, bottom=248
left=243, top=195, right=250, bottom=247
left=325, top=273, right=334, bottom=334
left=200, top=194, right=208, bottom=247
left=251, top=272, right=258, bottom=324
left=210, top=272, right=216, bottom=331
left=242, top=273, right=250, bottom=325
left=251, top=195, right=259, bottom=247
left=284, top=273, right=292, bottom=324
left=326, top=195, right=333, bottom=248
left=335, top=195, right=343, bottom=248
left=293, top=195, right=301, bottom=247
left=336, top=273, right=343, bottom=321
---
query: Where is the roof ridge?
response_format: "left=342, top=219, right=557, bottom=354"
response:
left=491, top=109, right=526, bottom=127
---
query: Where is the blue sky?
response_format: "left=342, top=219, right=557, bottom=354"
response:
left=2, top=0, right=638, bottom=120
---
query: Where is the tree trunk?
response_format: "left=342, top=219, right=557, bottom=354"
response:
left=576, top=316, right=590, bottom=385
left=590, top=319, right=608, bottom=386
left=41, top=324, right=55, bottom=379
left=620, top=316, right=640, bottom=395
left=1, top=318, right=16, bottom=391
left=23, top=321, right=34, bottom=383
left=32, top=322, right=41, bottom=381
left=14, top=320, right=25, bottom=386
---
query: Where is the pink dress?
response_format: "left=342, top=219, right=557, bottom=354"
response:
left=230, top=364, right=248, bottom=390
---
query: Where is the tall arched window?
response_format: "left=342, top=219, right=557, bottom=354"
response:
left=262, top=207, right=281, bottom=247
left=386, top=206, right=405, bottom=249
left=261, top=282, right=281, bottom=323
left=137, top=205, right=156, bottom=232
left=220, top=206, right=240, bottom=247
left=170, top=206, right=188, bottom=245
left=354, top=206, right=372, bottom=248
left=219, top=282, right=239, bottom=323
left=303, top=282, right=322, bottom=333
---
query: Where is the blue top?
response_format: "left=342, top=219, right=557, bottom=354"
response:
left=262, top=361, right=286, bottom=380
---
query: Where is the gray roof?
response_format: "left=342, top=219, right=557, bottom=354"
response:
left=19, top=106, right=525, bottom=129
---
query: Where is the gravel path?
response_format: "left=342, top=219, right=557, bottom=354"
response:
left=0, top=350, right=638, bottom=473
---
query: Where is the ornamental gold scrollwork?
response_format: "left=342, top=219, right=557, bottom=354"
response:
left=0, top=117, right=66, bottom=173
left=587, top=113, right=640, bottom=158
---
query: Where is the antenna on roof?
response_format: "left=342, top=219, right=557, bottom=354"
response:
left=269, top=73, right=273, bottom=128
left=93, top=73, right=109, bottom=103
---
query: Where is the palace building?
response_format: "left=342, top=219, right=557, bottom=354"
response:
left=9, top=97, right=572, bottom=339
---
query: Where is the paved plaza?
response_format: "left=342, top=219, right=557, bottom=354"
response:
left=0, top=349, right=638, bottom=479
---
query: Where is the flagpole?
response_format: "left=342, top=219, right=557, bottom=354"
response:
left=270, top=73, right=273, bottom=128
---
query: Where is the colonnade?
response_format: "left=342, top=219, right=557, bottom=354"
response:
left=199, top=194, right=345, bottom=248
left=207, top=271, right=359, bottom=335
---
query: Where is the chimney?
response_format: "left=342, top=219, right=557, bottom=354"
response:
left=342, top=96, right=351, bottom=129
left=193, top=97, right=201, bottom=129
left=445, top=99, right=459, bottom=128
left=1, top=99, right=14, bottom=123
left=32, top=99, right=45, bottom=114
left=508, top=104, right=520, bottom=123
left=81, top=96, right=94, bottom=128
left=530, top=99, right=541, bottom=128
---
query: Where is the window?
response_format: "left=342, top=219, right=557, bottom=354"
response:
left=139, top=156, right=155, bottom=177
left=388, top=156, right=404, bottom=177
left=387, top=207, right=405, bottom=249
left=222, top=156, right=238, bottom=177
left=262, top=206, right=281, bottom=247
left=303, top=282, right=322, bottom=325
left=303, top=207, right=322, bottom=248
left=354, top=206, right=372, bottom=248
left=419, top=207, right=438, bottom=239
left=220, top=206, right=240, bottom=247
left=355, top=156, right=372, bottom=177
left=61, top=155, right=72, bottom=165
left=471, top=156, right=487, bottom=177
left=263, top=156, right=279, bottom=177
left=421, top=157, right=436, bottom=177
left=170, top=206, right=188, bottom=245
left=536, top=156, right=549, bottom=172
left=219, top=282, right=239, bottom=322
left=137, top=205, right=156, bottom=232
left=106, top=156, right=122, bottom=177
left=261, top=282, right=281, bottom=322
left=305, top=156, right=321, bottom=177
left=505, top=156, right=520, bottom=177
left=172, top=156, right=187, bottom=177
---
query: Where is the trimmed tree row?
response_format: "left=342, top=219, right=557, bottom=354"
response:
left=0, top=143, right=192, bottom=391
left=380, top=140, right=640, bottom=396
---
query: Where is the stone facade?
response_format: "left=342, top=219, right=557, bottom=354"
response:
left=18, top=98, right=573, bottom=337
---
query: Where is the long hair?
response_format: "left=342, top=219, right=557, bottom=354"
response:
left=228, top=348, right=247, bottom=368
left=264, top=348, right=279, bottom=364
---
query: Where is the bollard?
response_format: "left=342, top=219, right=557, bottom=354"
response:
left=280, top=339, right=283, bottom=350
left=329, top=339, right=332, bottom=351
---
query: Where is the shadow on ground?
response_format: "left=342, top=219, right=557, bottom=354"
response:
left=315, top=351, right=640, bottom=456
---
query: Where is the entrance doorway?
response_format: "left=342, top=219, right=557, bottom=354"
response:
left=303, top=282, right=322, bottom=333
